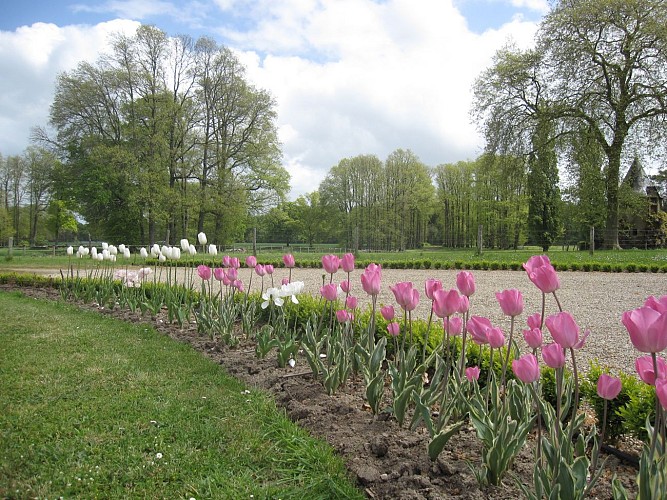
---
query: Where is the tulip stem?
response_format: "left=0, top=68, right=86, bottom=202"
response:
left=649, top=352, right=660, bottom=462
left=501, top=315, right=515, bottom=392
left=459, top=310, right=469, bottom=378
left=369, top=295, right=377, bottom=353
left=423, top=306, right=434, bottom=364
left=591, top=399, right=607, bottom=475
left=568, top=347, right=580, bottom=444
left=553, top=291, right=563, bottom=313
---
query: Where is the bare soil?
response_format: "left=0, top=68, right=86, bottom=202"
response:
left=2, top=281, right=642, bottom=499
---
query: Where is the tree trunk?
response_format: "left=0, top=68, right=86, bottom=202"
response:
left=604, top=145, right=623, bottom=249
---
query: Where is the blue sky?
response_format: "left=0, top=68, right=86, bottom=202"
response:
left=0, top=0, right=548, bottom=198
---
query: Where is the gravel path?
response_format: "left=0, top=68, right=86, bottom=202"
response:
left=12, top=265, right=667, bottom=376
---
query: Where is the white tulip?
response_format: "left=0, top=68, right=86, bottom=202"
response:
left=118, top=244, right=126, bottom=253
left=208, top=244, right=217, bottom=255
left=91, top=247, right=98, bottom=258
left=158, top=253, right=166, bottom=262
left=123, top=248, right=131, bottom=259
left=140, top=247, right=148, bottom=258
left=197, top=232, right=207, bottom=245
left=151, top=244, right=160, bottom=256
left=180, top=238, right=190, bottom=251
left=101, top=242, right=108, bottom=250
left=66, top=246, right=73, bottom=256
left=188, top=244, right=197, bottom=256
left=109, top=245, right=118, bottom=256
left=172, top=247, right=181, bottom=260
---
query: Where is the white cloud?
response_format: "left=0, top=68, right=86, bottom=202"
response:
left=0, top=19, right=140, bottom=155
left=233, top=0, right=539, bottom=197
left=0, top=0, right=542, bottom=200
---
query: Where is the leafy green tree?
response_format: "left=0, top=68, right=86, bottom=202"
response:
left=46, top=200, right=78, bottom=245
left=45, top=25, right=286, bottom=246
left=527, top=118, right=561, bottom=251
left=473, top=0, right=667, bottom=248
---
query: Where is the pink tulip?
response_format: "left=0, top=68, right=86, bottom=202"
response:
left=542, top=343, right=565, bottom=369
left=346, top=296, right=358, bottom=310
left=255, top=264, right=266, bottom=276
left=487, top=327, right=506, bottom=349
left=320, top=283, right=338, bottom=301
left=622, top=307, right=667, bottom=353
left=222, top=274, right=232, bottom=286
left=322, top=254, right=340, bottom=274
left=197, top=265, right=212, bottom=280
left=229, top=257, right=240, bottom=269
left=380, top=305, right=395, bottom=322
left=645, top=295, right=667, bottom=314
left=265, top=264, right=274, bottom=274
left=527, top=312, right=542, bottom=330
left=387, top=322, right=400, bottom=337
left=365, top=263, right=382, bottom=276
left=496, top=289, right=524, bottom=317
left=523, top=255, right=560, bottom=294
left=232, top=279, right=244, bottom=291
left=213, top=268, right=225, bottom=281
left=425, top=279, right=443, bottom=301
left=245, top=255, right=257, bottom=268
left=341, top=253, right=355, bottom=273
left=545, top=312, right=586, bottom=349
left=597, top=374, right=622, bottom=400
left=635, top=355, right=667, bottom=385
left=340, top=280, right=351, bottom=293
left=458, top=295, right=470, bottom=314
left=390, top=282, right=419, bottom=311
left=456, top=271, right=476, bottom=297
left=222, top=255, right=231, bottom=267
left=281, top=277, right=290, bottom=286
left=283, top=254, right=295, bottom=268
left=467, top=315, right=492, bottom=345
left=523, top=328, right=543, bottom=350
left=656, top=379, right=667, bottom=411
left=336, top=309, right=351, bottom=323
left=226, top=267, right=238, bottom=281
left=465, top=366, right=481, bottom=382
left=361, top=268, right=381, bottom=296
left=512, top=353, right=541, bottom=383
left=445, top=316, right=463, bottom=336
left=432, top=288, right=462, bottom=319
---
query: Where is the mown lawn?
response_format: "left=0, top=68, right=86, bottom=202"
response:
left=0, top=291, right=362, bottom=499
left=2, top=246, right=667, bottom=270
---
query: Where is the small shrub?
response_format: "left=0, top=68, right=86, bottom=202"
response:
left=422, top=260, right=432, bottom=269
left=626, top=263, right=637, bottom=272
left=570, top=263, right=581, bottom=271
left=433, top=261, right=442, bottom=269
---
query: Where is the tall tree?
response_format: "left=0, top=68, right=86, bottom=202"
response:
left=473, top=0, right=667, bottom=248
left=527, top=118, right=561, bottom=251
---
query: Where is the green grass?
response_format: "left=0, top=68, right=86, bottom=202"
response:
left=0, top=291, right=362, bottom=500
left=1, top=246, right=666, bottom=271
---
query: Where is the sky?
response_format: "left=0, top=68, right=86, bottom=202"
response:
left=0, top=0, right=548, bottom=199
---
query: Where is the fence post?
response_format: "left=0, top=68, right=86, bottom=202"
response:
left=589, top=226, right=595, bottom=256
left=252, top=227, right=257, bottom=257
left=477, top=225, right=483, bottom=255
left=8, top=236, right=13, bottom=259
